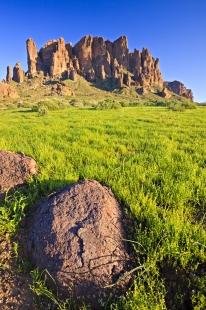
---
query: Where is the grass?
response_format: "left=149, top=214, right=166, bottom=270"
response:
left=0, top=106, right=206, bottom=309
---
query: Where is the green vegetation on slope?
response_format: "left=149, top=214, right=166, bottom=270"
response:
left=0, top=106, right=206, bottom=309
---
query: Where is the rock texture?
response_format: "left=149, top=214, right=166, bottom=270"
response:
left=3, top=35, right=194, bottom=99
left=50, top=82, right=74, bottom=96
left=26, top=38, right=38, bottom=77
left=0, top=151, right=37, bottom=196
left=165, top=81, right=193, bottom=101
left=26, top=35, right=164, bottom=90
left=24, top=180, right=131, bottom=305
left=0, top=83, right=18, bottom=99
left=12, top=63, right=24, bottom=83
left=6, top=66, right=13, bottom=83
left=158, top=87, right=172, bottom=99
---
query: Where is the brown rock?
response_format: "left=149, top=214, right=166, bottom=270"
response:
left=51, top=82, right=74, bottom=96
left=69, top=69, right=77, bottom=81
left=117, top=75, right=124, bottom=88
left=158, top=87, right=172, bottom=99
left=136, top=86, right=148, bottom=95
left=112, top=36, right=129, bottom=68
left=6, top=66, right=12, bottom=83
left=0, top=151, right=37, bottom=196
left=123, top=73, right=131, bottom=87
left=129, top=48, right=163, bottom=88
left=37, top=38, right=73, bottom=77
left=13, top=63, right=24, bottom=83
left=24, top=180, right=131, bottom=305
left=72, top=57, right=80, bottom=73
left=0, top=83, right=18, bottom=99
left=25, top=35, right=164, bottom=91
left=26, top=38, right=38, bottom=77
left=73, top=35, right=94, bottom=79
left=165, top=81, right=194, bottom=101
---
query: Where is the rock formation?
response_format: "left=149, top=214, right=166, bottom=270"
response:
left=165, top=81, right=193, bottom=101
left=50, top=82, right=74, bottom=96
left=12, top=63, right=24, bottom=83
left=3, top=35, right=194, bottom=99
left=26, top=38, right=38, bottom=77
left=0, top=82, right=18, bottom=99
left=6, top=66, right=12, bottom=83
left=25, top=35, right=164, bottom=90
left=24, top=180, right=131, bottom=305
left=158, top=87, right=172, bottom=99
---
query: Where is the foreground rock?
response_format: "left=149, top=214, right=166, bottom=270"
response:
left=24, top=180, right=131, bottom=305
left=165, top=80, right=193, bottom=101
left=0, top=151, right=37, bottom=195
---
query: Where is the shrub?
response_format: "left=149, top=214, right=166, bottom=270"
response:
left=95, top=99, right=122, bottom=110
left=38, top=105, right=48, bottom=116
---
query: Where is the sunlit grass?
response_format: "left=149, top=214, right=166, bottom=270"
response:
left=0, top=106, right=206, bottom=309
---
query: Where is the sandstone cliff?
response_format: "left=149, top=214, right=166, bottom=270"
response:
left=26, top=35, right=163, bottom=90
left=3, top=34, right=194, bottom=101
left=165, top=81, right=193, bottom=101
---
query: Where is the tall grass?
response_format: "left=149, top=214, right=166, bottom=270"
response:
left=0, top=106, right=206, bottom=309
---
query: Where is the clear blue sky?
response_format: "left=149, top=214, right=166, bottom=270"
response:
left=0, top=0, right=205, bottom=101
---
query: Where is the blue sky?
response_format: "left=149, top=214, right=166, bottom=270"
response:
left=0, top=0, right=205, bottom=101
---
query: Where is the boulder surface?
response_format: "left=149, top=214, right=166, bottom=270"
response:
left=25, top=180, right=131, bottom=304
left=0, top=151, right=37, bottom=195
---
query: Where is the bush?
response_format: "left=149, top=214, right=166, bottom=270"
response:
left=31, top=99, right=69, bottom=113
left=69, top=99, right=84, bottom=108
left=95, top=99, right=122, bottom=110
left=168, top=99, right=196, bottom=112
left=37, top=105, right=48, bottom=116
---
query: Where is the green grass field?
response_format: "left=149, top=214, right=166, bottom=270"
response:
left=0, top=106, right=206, bottom=309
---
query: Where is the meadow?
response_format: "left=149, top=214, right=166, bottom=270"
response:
left=0, top=106, right=206, bottom=309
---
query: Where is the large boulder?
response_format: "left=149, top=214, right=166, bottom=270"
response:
left=24, top=180, right=131, bottom=305
left=0, top=151, right=37, bottom=195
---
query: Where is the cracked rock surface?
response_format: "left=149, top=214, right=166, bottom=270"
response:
left=0, top=151, right=37, bottom=196
left=24, top=180, right=131, bottom=304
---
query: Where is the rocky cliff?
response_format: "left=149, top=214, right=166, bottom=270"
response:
left=165, top=81, right=193, bottom=101
left=3, top=34, right=194, bottom=100
left=26, top=35, right=163, bottom=90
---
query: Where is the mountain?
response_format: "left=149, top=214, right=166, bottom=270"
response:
left=1, top=35, right=193, bottom=101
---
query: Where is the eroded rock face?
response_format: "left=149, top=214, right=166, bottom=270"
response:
left=24, top=180, right=131, bottom=305
left=158, top=87, right=172, bottom=99
left=165, top=81, right=194, bottom=101
left=0, top=83, right=18, bottom=99
left=50, top=82, right=74, bottom=96
left=0, top=151, right=37, bottom=195
left=6, top=66, right=13, bottom=83
left=26, top=35, right=164, bottom=90
left=37, top=38, right=73, bottom=77
left=13, top=63, right=24, bottom=83
left=26, top=38, right=38, bottom=77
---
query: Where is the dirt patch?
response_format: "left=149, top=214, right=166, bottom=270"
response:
left=0, top=151, right=37, bottom=197
left=23, top=180, right=132, bottom=306
left=0, top=238, right=35, bottom=310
